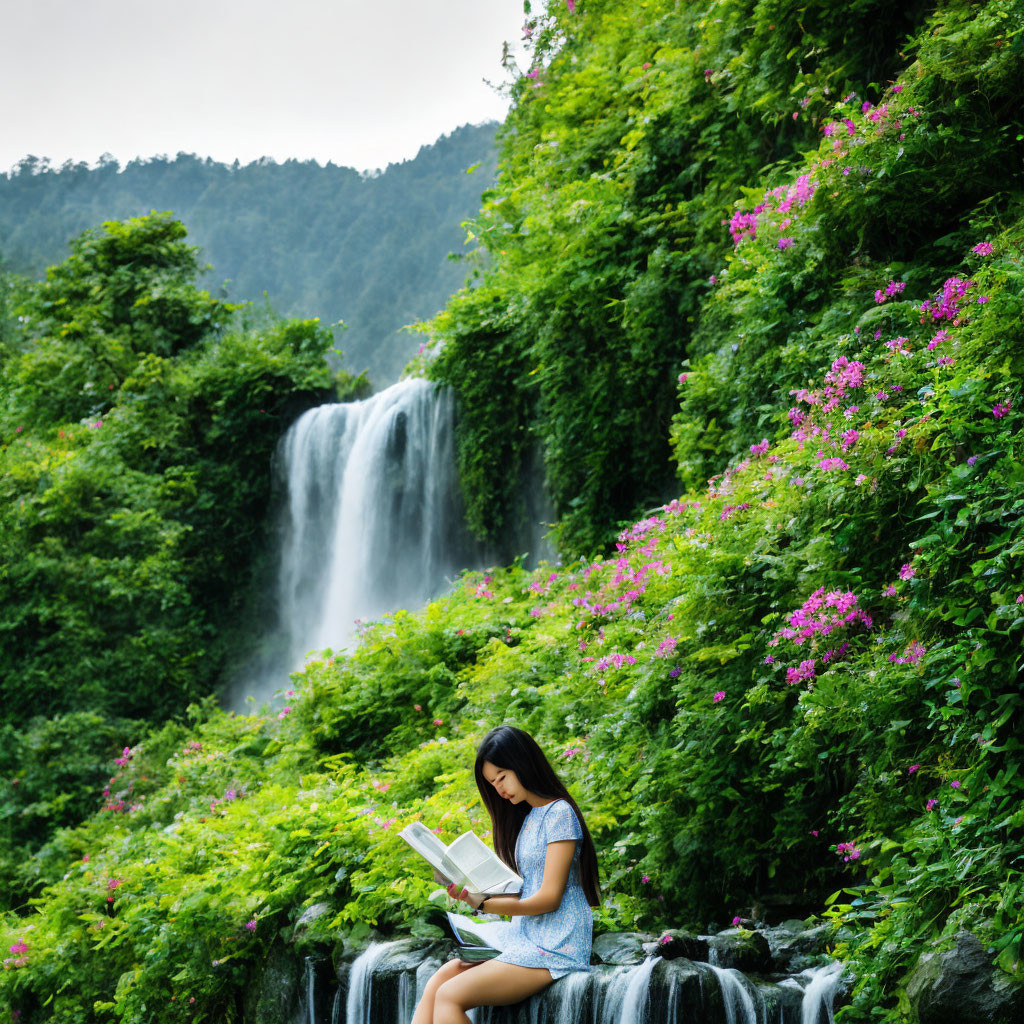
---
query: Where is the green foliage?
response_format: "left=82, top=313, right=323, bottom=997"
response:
left=429, top=0, right=948, bottom=555
left=0, top=213, right=365, bottom=727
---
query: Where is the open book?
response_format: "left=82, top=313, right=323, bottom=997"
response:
left=398, top=821, right=523, bottom=895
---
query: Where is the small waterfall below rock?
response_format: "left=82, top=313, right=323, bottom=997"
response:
left=256, top=939, right=847, bottom=1024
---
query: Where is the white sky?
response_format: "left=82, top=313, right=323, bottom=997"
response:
left=1, top=0, right=531, bottom=173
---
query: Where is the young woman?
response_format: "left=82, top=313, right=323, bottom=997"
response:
left=410, top=725, right=601, bottom=1024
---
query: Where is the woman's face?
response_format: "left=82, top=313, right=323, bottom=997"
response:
left=481, top=760, right=528, bottom=804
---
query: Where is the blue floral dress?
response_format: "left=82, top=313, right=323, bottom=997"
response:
left=492, top=798, right=593, bottom=979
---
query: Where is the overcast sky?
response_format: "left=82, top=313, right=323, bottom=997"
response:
left=1, top=0, right=529, bottom=174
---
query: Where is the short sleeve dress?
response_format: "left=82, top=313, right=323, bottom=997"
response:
left=492, top=798, right=593, bottom=979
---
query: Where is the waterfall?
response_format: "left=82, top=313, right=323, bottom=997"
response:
left=271, top=942, right=846, bottom=1024
left=704, top=963, right=761, bottom=1024
left=778, top=961, right=844, bottom=1024
left=345, top=941, right=410, bottom=1024
left=277, top=379, right=473, bottom=663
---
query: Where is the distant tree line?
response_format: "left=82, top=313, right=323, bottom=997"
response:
left=0, top=123, right=497, bottom=385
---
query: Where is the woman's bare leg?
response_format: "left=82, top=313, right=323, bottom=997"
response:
left=410, top=959, right=480, bottom=1024
left=433, top=960, right=554, bottom=1024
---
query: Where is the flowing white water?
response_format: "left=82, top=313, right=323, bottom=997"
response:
left=345, top=941, right=411, bottom=1024
left=778, top=960, right=844, bottom=1024
left=705, top=962, right=761, bottom=1024
left=277, top=379, right=472, bottom=666
left=592, top=957, right=659, bottom=1024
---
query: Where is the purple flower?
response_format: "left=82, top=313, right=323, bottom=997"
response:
left=713, top=691, right=725, bottom=703
left=883, top=584, right=897, bottom=597
left=977, top=295, right=989, bottom=304
left=778, top=237, right=794, bottom=250
left=950, top=780, right=962, bottom=789
left=750, top=439, right=770, bottom=456
left=967, top=455, right=978, bottom=466
left=927, top=798, right=938, bottom=811
left=9, top=940, right=28, bottom=955
left=972, top=242, right=993, bottom=255
left=899, top=563, right=915, bottom=580
left=993, top=402, right=1011, bottom=419
left=908, top=764, right=921, bottom=774
left=245, top=919, right=257, bottom=932
left=641, top=874, right=650, bottom=884
left=731, top=916, right=743, bottom=926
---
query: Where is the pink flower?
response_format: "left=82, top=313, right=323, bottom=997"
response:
left=732, top=915, right=742, bottom=926
left=414, top=704, right=422, bottom=711
left=277, top=706, right=291, bottom=719
left=927, top=799, right=938, bottom=810
left=950, top=780, right=962, bottom=789
left=713, top=691, right=725, bottom=703
left=908, top=764, right=921, bottom=774
left=565, top=0, right=576, bottom=12
left=883, top=584, right=897, bottom=597
left=778, top=237, right=794, bottom=250
left=655, top=636, right=678, bottom=658
left=972, top=242, right=993, bottom=255
left=660, top=934, right=672, bottom=944
left=640, top=874, right=650, bottom=884
left=811, top=829, right=819, bottom=837
left=899, top=563, right=915, bottom=580
left=433, top=718, right=443, bottom=726
left=786, top=659, right=817, bottom=685
left=1016, top=594, right=1024, bottom=604
left=977, top=295, right=989, bottom=304
left=993, top=402, right=1011, bottom=419
left=107, top=878, right=124, bottom=891
left=836, top=841, right=861, bottom=862
left=678, top=373, right=688, bottom=384
left=750, top=439, right=770, bottom=456
left=9, top=940, right=28, bottom=955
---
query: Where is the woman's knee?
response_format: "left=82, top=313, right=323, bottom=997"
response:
left=435, top=975, right=469, bottom=1011
left=427, top=958, right=468, bottom=992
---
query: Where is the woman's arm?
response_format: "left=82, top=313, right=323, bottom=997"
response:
left=448, top=839, right=576, bottom=917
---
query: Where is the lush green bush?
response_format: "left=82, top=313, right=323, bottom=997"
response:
left=0, top=213, right=365, bottom=727
left=428, top=0, right=966, bottom=554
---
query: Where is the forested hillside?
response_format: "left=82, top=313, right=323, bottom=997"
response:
left=0, top=123, right=497, bottom=384
left=2, top=2, right=1023, bottom=1023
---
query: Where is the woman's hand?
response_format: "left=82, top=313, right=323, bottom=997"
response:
left=445, top=882, right=485, bottom=910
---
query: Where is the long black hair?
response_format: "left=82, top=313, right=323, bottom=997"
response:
left=474, top=725, right=601, bottom=907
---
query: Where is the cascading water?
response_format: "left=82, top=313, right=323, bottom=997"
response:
left=278, top=379, right=475, bottom=661
left=231, top=378, right=499, bottom=705
left=302, top=944, right=845, bottom=1024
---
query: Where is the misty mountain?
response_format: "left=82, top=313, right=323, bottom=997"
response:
left=0, top=122, right=498, bottom=384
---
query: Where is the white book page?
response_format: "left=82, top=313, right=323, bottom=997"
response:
left=447, top=832, right=523, bottom=894
left=398, top=822, right=452, bottom=878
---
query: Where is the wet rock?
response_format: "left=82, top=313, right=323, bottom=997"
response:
left=703, top=927, right=773, bottom=973
left=243, top=938, right=302, bottom=1024
left=592, top=931, right=656, bottom=965
left=765, top=921, right=837, bottom=971
left=642, top=929, right=709, bottom=962
left=651, top=959, right=716, bottom=1024
left=906, top=930, right=1024, bottom=1024
left=292, top=901, right=334, bottom=952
